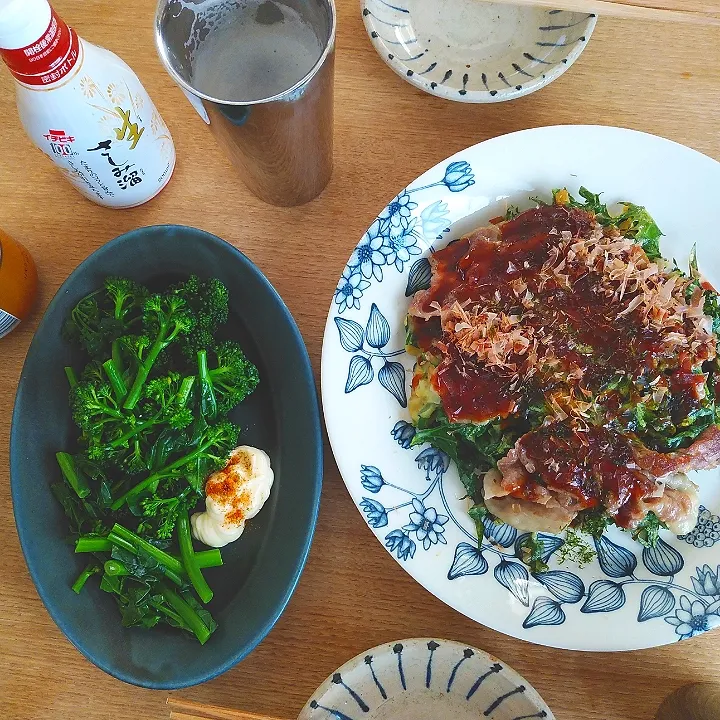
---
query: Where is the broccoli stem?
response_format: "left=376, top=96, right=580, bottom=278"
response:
left=110, top=436, right=221, bottom=510
left=104, top=560, right=129, bottom=576
left=157, top=583, right=212, bottom=645
left=108, top=418, right=158, bottom=449
left=111, top=338, right=124, bottom=371
left=56, top=452, right=90, bottom=498
left=123, top=344, right=164, bottom=410
left=195, top=549, right=223, bottom=568
left=109, top=524, right=185, bottom=576
left=71, top=563, right=99, bottom=594
left=64, top=366, right=78, bottom=389
left=178, top=509, right=213, bottom=603
left=105, top=530, right=135, bottom=554
left=102, top=359, right=128, bottom=402
left=177, top=376, right=196, bottom=406
left=197, top=350, right=218, bottom=419
left=75, top=537, right=221, bottom=569
left=124, top=314, right=185, bottom=410
left=75, top=536, right=221, bottom=568
left=75, top=536, right=112, bottom=553
left=107, top=530, right=185, bottom=586
left=106, top=376, right=195, bottom=451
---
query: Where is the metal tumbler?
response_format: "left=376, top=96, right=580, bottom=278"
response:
left=155, top=0, right=335, bottom=206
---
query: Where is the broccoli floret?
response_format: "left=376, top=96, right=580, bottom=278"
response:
left=170, top=276, right=230, bottom=360
left=63, top=278, right=148, bottom=357
left=122, top=294, right=195, bottom=410
left=70, top=381, right=126, bottom=434
left=141, top=488, right=196, bottom=539
left=142, top=373, right=195, bottom=429
left=196, top=341, right=259, bottom=419
left=104, top=276, right=148, bottom=324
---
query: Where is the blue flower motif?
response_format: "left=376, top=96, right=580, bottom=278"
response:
left=665, top=595, right=720, bottom=639
left=360, top=465, right=385, bottom=493
left=414, top=447, right=450, bottom=480
left=360, top=497, right=388, bottom=528
left=442, top=161, right=475, bottom=193
left=349, top=219, right=387, bottom=281
left=691, top=565, right=720, bottom=597
left=391, top=420, right=416, bottom=449
left=420, top=200, right=450, bottom=240
left=381, top=223, right=421, bottom=272
left=403, top=498, right=448, bottom=550
left=334, top=266, right=370, bottom=314
left=385, top=529, right=416, bottom=561
left=379, top=190, right=417, bottom=229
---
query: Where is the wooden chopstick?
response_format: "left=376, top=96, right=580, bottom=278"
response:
left=475, top=0, right=720, bottom=26
left=167, top=697, right=288, bottom=720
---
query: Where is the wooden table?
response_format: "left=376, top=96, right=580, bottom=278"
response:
left=2, top=2, right=720, bottom=718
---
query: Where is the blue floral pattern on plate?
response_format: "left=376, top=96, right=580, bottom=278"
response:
left=366, top=425, right=720, bottom=639
left=333, top=163, right=473, bottom=315
left=321, top=129, right=720, bottom=651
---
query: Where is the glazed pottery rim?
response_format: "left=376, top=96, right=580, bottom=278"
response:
left=9, top=224, right=323, bottom=689
left=361, top=2, right=598, bottom=103
left=297, top=637, right=555, bottom=719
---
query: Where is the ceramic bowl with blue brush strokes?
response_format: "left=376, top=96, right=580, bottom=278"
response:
left=362, top=0, right=597, bottom=102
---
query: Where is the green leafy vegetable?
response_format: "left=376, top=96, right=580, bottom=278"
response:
left=54, top=274, right=260, bottom=643
left=504, top=205, right=520, bottom=220
left=552, top=186, right=663, bottom=260
left=517, top=533, right=549, bottom=575
left=468, top=504, right=488, bottom=546
left=178, top=508, right=213, bottom=604
left=631, top=512, right=668, bottom=548
left=575, top=511, right=611, bottom=540
left=412, top=411, right=515, bottom=495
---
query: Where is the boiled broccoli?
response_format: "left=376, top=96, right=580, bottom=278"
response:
left=170, top=276, right=229, bottom=360
left=63, top=277, right=147, bottom=357
left=123, top=294, right=195, bottom=410
left=111, top=419, right=241, bottom=509
left=57, top=274, right=255, bottom=643
left=197, top=341, right=259, bottom=419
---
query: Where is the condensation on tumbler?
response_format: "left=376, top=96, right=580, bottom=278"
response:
left=155, top=0, right=335, bottom=206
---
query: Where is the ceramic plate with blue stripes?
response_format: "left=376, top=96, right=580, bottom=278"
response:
left=321, top=126, right=720, bottom=651
left=298, top=639, right=553, bottom=720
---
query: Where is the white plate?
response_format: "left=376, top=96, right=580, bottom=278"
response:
left=321, top=125, right=720, bottom=651
left=298, top=638, right=554, bottom=720
left=362, top=0, right=596, bottom=103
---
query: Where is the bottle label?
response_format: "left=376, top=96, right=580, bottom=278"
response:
left=21, top=65, right=176, bottom=207
left=0, top=8, right=80, bottom=86
left=0, top=308, right=20, bottom=339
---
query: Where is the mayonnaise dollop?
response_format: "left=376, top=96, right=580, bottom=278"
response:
left=191, top=445, right=274, bottom=548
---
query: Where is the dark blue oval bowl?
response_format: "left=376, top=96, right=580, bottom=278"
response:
left=10, top=225, right=323, bottom=689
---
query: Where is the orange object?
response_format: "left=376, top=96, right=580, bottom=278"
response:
left=0, top=228, right=37, bottom=338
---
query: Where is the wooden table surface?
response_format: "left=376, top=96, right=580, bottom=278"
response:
left=2, top=1, right=720, bottom=718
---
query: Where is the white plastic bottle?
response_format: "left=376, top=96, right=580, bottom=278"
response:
left=0, top=0, right=176, bottom=208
